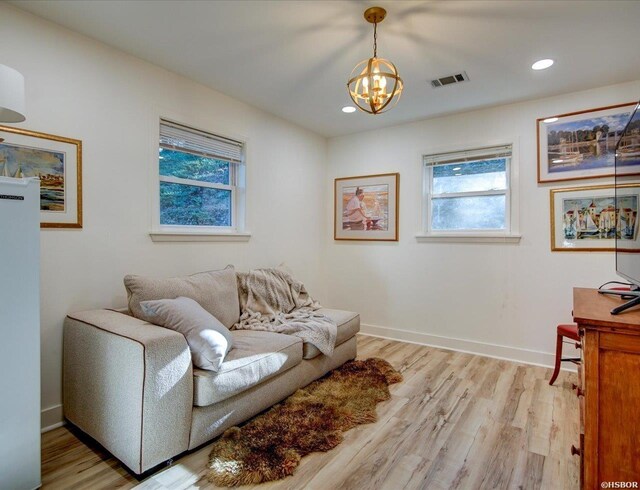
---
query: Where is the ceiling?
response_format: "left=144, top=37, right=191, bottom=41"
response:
left=9, top=0, right=640, bottom=137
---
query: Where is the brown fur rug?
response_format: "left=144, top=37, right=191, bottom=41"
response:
left=207, top=358, right=402, bottom=487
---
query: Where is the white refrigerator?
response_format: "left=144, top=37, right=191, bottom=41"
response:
left=0, top=177, right=41, bottom=489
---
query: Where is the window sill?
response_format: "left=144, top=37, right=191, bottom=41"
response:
left=149, top=231, right=252, bottom=242
left=415, top=233, right=521, bottom=244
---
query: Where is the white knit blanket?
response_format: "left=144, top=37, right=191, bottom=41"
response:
left=232, top=268, right=337, bottom=356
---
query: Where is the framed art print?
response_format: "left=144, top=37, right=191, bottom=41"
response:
left=550, top=183, right=640, bottom=252
left=537, top=102, right=639, bottom=183
left=0, top=125, right=82, bottom=228
left=334, top=172, right=399, bottom=241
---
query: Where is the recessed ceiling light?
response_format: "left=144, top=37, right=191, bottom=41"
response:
left=452, top=167, right=461, bottom=171
left=543, top=117, right=559, bottom=123
left=532, top=59, right=554, bottom=70
left=342, top=106, right=356, bottom=113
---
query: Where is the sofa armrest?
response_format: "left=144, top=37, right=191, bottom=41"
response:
left=63, top=309, right=193, bottom=474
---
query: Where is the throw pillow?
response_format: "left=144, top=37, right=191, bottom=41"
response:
left=124, top=265, right=239, bottom=328
left=140, top=296, right=233, bottom=371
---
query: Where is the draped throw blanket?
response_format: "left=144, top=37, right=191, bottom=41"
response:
left=233, top=268, right=337, bottom=356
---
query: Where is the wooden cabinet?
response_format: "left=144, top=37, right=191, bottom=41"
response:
left=573, top=288, right=640, bottom=488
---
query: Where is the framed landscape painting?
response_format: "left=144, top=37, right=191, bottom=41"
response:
left=334, top=173, right=399, bottom=241
left=550, top=183, right=640, bottom=252
left=537, top=102, right=639, bottom=183
left=0, top=125, right=82, bottom=228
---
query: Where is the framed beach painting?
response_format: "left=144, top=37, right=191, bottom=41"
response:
left=0, top=125, right=82, bottom=228
left=537, top=102, right=639, bottom=183
left=334, top=173, right=399, bottom=241
left=550, top=183, right=640, bottom=252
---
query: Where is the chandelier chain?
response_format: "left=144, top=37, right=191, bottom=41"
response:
left=373, top=22, right=377, bottom=58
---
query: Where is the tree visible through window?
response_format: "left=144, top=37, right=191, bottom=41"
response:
left=158, top=120, right=244, bottom=229
left=159, top=149, right=232, bottom=226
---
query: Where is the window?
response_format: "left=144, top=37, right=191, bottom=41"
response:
left=157, top=120, right=245, bottom=233
left=422, top=144, right=517, bottom=238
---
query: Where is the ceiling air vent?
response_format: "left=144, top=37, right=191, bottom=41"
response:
left=431, top=72, right=469, bottom=88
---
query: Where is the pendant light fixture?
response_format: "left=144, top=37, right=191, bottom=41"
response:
left=347, top=7, right=403, bottom=115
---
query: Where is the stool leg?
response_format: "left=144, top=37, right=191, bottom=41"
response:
left=549, top=333, right=563, bottom=385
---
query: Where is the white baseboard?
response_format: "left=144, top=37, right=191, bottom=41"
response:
left=41, top=404, right=65, bottom=433
left=360, top=323, right=577, bottom=372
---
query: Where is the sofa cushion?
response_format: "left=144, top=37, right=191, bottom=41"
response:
left=193, top=330, right=302, bottom=407
left=140, top=297, right=233, bottom=372
left=124, top=265, right=239, bottom=329
left=303, top=309, right=360, bottom=359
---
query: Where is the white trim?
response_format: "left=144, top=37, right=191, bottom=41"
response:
left=431, top=189, right=507, bottom=199
left=425, top=156, right=511, bottom=233
left=510, top=138, right=521, bottom=235
left=149, top=231, right=251, bottom=242
left=42, top=421, right=65, bottom=434
left=158, top=175, right=234, bottom=191
left=157, top=174, right=238, bottom=231
left=415, top=233, right=521, bottom=243
left=420, top=139, right=521, bottom=238
left=359, top=322, right=576, bottom=371
left=149, top=107, right=248, bottom=235
left=41, top=404, right=64, bottom=432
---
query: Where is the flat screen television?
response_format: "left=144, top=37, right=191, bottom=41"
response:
left=603, top=100, right=640, bottom=313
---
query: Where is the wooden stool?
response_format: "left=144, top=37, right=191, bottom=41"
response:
left=549, top=323, right=580, bottom=385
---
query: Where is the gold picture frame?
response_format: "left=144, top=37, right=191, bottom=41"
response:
left=537, top=102, right=639, bottom=183
left=550, top=183, right=640, bottom=252
left=0, top=125, right=82, bottom=228
left=334, top=172, right=399, bottom=241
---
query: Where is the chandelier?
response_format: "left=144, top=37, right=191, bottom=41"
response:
left=347, top=7, right=403, bottom=115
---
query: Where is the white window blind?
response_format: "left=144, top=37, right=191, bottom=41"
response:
left=160, top=119, right=244, bottom=164
left=424, top=144, right=512, bottom=167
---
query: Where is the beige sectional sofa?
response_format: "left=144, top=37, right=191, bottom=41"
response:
left=63, top=301, right=359, bottom=475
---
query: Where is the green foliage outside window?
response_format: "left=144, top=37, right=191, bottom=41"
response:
left=159, top=148, right=232, bottom=226
left=160, top=148, right=230, bottom=184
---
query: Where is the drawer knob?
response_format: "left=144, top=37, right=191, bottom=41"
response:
left=575, top=342, right=582, bottom=349
left=571, top=445, right=581, bottom=456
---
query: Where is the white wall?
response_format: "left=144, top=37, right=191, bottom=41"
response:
left=0, top=4, right=328, bottom=430
left=3, top=1, right=639, bottom=432
left=326, top=80, right=640, bottom=366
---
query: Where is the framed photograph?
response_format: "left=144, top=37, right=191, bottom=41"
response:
left=0, top=125, right=82, bottom=228
left=537, top=102, right=639, bottom=183
left=334, top=172, right=399, bottom=241
left=550, top=183, right=640, bottom=252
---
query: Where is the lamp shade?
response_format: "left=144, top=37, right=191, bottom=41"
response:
left=0, top=64, right=26, bottom=123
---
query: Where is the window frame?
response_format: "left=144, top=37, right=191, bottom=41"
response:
left=150, top=116, right=250, bottom=242
left=418, top=141, right=521, bottom=243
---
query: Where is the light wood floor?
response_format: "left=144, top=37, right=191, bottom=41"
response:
left=42, top=335, right=580, bottom=489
